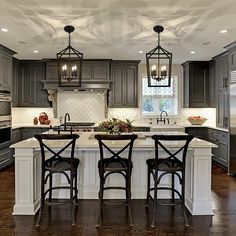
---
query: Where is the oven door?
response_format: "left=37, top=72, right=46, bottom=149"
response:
left=0, top=121, right=11, bottom=149
left=0, top=92, right=11, bottom=121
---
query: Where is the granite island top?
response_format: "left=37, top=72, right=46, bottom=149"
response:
left=11, top=131, right=217, bottom=150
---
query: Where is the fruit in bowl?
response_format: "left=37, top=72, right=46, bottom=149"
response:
left=187, top=116, right=207, bottom=125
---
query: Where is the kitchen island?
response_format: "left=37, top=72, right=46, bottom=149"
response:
left=11, top=131, right=216, bottom=216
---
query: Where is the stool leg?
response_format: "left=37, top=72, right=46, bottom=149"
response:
left=96, top=168, right=104, bottom=227
left=49, top=173, right=52, bottom=204
left=127, top=171, right=133, bottom=226
left=151, top=170, right=158, bottom=228
left=75, top=169, right=78, bottom=204
left=171, top=172, right=175, bottom=204
left=70, top=172, right=76, bottom=226
left=146, top=168, right=151, bottom=207
left=36, top=172, right=45, bottom=227
left=181, top=173, right=189, bottom=228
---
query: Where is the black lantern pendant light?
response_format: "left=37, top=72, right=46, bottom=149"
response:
left=146, top=25, right=172, bottom=87
left=57, top=25, right=83, bottom=87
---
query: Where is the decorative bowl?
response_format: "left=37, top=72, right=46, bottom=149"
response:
left=187, top=116, right=207, bottom=125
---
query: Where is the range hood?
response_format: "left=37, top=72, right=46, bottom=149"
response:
left=42, top=79, right=111, bottom=91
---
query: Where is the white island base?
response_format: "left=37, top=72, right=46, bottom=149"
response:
left=12, top=132, right=215, bottom=216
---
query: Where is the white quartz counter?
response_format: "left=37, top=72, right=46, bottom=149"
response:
left=12, top=124, right=52, bottom=129
left=11, top=131, right=217, bottom=150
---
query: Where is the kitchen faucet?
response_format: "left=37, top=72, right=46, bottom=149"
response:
left=157, top=111, right=170, bottom=124
left=64, top=113, right=71, bottom=130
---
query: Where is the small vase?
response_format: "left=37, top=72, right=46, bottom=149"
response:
left=33, top=117, right=38, bottom=125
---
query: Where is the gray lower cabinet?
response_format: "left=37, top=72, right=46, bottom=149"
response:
left=110, top=61, right=139, bottom=108
left=0, top=148, right=13, bottom=170
left=12, top=128, right=21, bottom=144
left=186, top=127, right=229, bottom=169
left=20, top=127, right=50, bottom=140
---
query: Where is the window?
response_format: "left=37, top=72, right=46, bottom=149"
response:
left=141, top=76, right=178, bottom=116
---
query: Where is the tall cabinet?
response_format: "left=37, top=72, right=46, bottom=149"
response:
left=214, top=52, right=229, bottom=128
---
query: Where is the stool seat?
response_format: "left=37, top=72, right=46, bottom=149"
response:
left=45, top=158, right=80, bottom=172
left=98, top=158, right=133, bottom=171
left=146, top=158, right=183, bottom=172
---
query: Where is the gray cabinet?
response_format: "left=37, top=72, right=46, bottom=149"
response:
left=19, top=61, right=50, bottom=107
left=12, top=128, right=21, bottom=144
left=182, top=61, right=209, bottom=108
left=186, top=127, right=229, bottom=169
left=209, top=60, right=216, bottom=107
left=216, top=91, right=229, bottom=128
left=110, top=61, right=139, bottom=108
left=12, top=58, right=19, bottom=106
left=0, top=45, right=15, bottom=91
left=215, top=53, right=229, bottom=91
left=0, top=148, right=13, bottom=170
left=185, top=127, right=208, bottom=140
left=45, top=59, right=111, bottom=81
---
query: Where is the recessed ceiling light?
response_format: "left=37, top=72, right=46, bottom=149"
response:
left=1, top=28, right=8, bottom=32
left=139, top=50, right=143, bottom=54
left=33, top=50, right=39, bottom=53
left=220, top=29, right=228, bottom=34
left=190, top=51, right=196, bottom=54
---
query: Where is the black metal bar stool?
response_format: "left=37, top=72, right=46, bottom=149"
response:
left=34, top=133, right=80, bottom=227
left=94, top=134, right=138, bottom=227
left=146, top=134, right=194, bottom=228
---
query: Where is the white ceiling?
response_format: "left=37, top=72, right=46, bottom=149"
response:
left=0, top=0, right=236, bottom=63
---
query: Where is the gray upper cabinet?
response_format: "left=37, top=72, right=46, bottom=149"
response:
left=12, top=58, right=19, bottom=107
left=0, top=45, right=16, bottom=91
left=209, top=60, right=216, bottom=107
left=182, top=61, right=209, bottom=108
left=109, top=61, right=139, bottom=108
left=215, top=53, right=229, bottom=92
left=45, top=59, right=111, bottom=81
left=214, top=52, right=229, bottom=128
left=18, top=61, right=50, bottom=107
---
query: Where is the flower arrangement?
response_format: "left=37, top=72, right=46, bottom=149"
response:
left=98, top=118, right=133, bottom=135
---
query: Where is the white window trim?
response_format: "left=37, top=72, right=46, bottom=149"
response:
left=139, top=76, right=181, bottom=118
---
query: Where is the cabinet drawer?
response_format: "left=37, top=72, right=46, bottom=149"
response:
left=0, top=148, right=13, bottom=169
left=207, top=128, right=218, bottom=141
left=12, top=128, right=21, bottom=144
left=218, top=131, right=228, bottom=144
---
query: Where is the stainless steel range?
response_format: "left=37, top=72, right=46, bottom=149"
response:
left=53, top=122, right=96, bottom=133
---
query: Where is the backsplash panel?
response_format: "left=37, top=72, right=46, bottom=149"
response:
left=12, top=107, right=55, bottom=125
left=57, top=91, right=106, bottom=122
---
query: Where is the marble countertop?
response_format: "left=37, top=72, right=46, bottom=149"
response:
left=11, top=131, right=217, bottom=150
left=12, top=124, right=52, bottom=129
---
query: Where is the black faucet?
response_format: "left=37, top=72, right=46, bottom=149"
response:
left=157, top=111, right=170, bottom=124
left=64, top=113, right=70, bottom=130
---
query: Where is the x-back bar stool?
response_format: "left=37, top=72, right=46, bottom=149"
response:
left=95, top=134, right=138, bottom=227
left=146, top=134, right=194, bottom=228
left=34, top=133, right=80, bottom=227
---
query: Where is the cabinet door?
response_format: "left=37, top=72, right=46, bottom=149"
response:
left=229, top=50, right=236, bottom=71
left=125, top=67, right=138, bottom=107
left=216, top=91, right=229, bottom=128
left=185, top=127, right=207, bottom=140
left=215, top=55, right=228, bottom=91
left=209, top=60, right=216, bottom=107
left=12, top=128, right=21, bottom=144
left=0, top=148, right=13, bottom=170
left=218, top=143, right=228, bottom=167
left=182, top=61, right=209, bottom=108
left=21, top=128, right=32, bottom=140
left=12, top=59, right=19, bottom=107
left=0, top=53, right=12, bottom=91
left=189, top=63, right=209, bottom=107
left=110, top=67, right=124, bottom=107
left=46, top=61, right=58, bottom=80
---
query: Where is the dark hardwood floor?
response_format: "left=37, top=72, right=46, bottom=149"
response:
left=1, top=164, right=236, bottom=235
